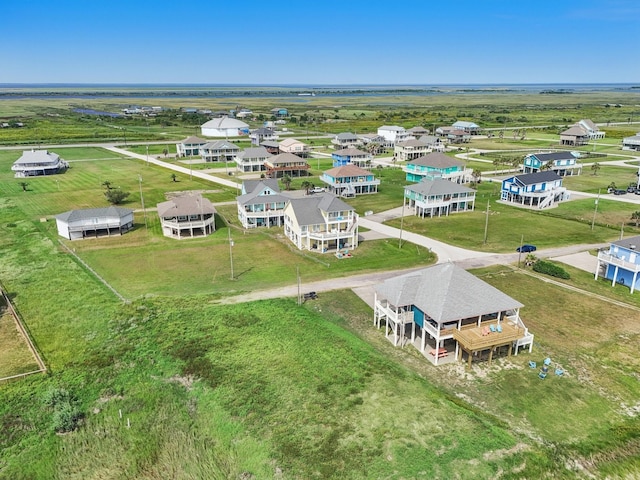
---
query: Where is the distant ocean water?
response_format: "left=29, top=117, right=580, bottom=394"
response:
left=0, top=83, right=638, bottom=100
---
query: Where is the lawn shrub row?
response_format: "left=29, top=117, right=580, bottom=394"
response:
left=533, top=260, right=571, bottom=279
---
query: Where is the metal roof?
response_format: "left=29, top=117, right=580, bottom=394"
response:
left=157, top=194, right=216, bottom=218
left=405, top=179, right=475, bottom=196
left=375, top=263, right=523, bottom=323
left=408, top=152, right=464, bottom=168
left=56, top=206, right=133, bottom=223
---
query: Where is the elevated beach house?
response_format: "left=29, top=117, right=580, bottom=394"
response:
left=235, top=146, right=272, bottom=173
left=200, top=140, right=240, bottom=163
left=403, top=179, right=475, bottom=217
left=374, top=263, right=533, bottom=366
left=283, top=193, right=358, bottom=253
left=394, top=139, right=430, bottom=162
left=320, top=164, right=380, bottom=197
left=265, top=152, right=310, bottom=178
left=403, top=152, right=469, bottom=184
left=279, top=138, right=310, bottom=157
left=500, top=171, right=568, bottom=209
left=12, top=150, right=69, bottom=177
left=331, top=147, right=373, bottom=168
left=522, top=151, right=582, bottom=176
left=176, top=136, right=207, bottom=157
left=157, top=194, right=216, bottom=239
left=236, top=179, right=291, bottom=228
left=55, top=207, right=134, bottom=240
left=595, top=235, right=640, bottom=294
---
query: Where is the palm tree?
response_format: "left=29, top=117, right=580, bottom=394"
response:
left=18, top=181, right=29, bottom=192
left=632, top=211, right=640, bottom=227
left=282, top=174, right=292, bottom=191
left=301, top=180, right=312, bottom=195
left=471, top=168, right=482, bottom=184
left=162, top=148, right=169, bottom=158
left=524, top=253, right=537, bottom=267
left=171, top=173, right=178, bottom=182
left=591, top=162, right=601, bottom=176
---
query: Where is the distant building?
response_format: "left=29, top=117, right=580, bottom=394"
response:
left=331, top=148, right=372, bottom=168
left=279, top=138, right=310, bottom=157
left=452, top=121, right=481, bottom=135
left=264, top=152, right=310, bottom=178
left=404, top=153, right=468, bottom=184
left=235, top=147, right=272, bottom=173
left=404, top=179, right=475, bottom=218
left=560, top=119, right=605, bottom=146
left=12, top=150, right=69, bottom=177
left=55, top=207, right=134, bottom=240
left=331, top=132, right=361, bottom=150
left=201, top=116, right=249, bottom=137
left=377, top=125, right=411, bottom=146
left=622, top=133, right=640, bottom=151
left=250, top=127, right=278, bottom=145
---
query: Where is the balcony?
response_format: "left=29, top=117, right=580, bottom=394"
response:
left=597, top=251, right=640, bottom=273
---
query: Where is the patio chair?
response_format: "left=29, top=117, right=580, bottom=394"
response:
left=555, top=368, right=564, bottom=376
left=528, top=361, right=537, bottom=369
left=539, top=371, right=547, bottom=379
left=496, top=324, right=502, bottom=333
left=544, top=357, right=552, bottom=366
left=489, top=324, right=496, bottom=332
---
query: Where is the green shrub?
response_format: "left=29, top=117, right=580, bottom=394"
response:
left=52, top=403, right=82, bottom=433
left=532, top=260, right=571, bottom=279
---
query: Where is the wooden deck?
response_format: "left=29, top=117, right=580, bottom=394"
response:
left=453, top=321, right=524, bottom=368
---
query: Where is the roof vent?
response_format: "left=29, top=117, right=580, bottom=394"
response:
left=630, top=245, right=636, bottom=250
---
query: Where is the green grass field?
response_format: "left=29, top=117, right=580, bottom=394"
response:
left=2, top=92, right=640, bottom=478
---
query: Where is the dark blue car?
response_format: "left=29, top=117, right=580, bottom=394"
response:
left=516, top=244, right=537, bottom=253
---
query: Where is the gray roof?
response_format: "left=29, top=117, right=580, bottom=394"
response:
left=242, top=178, right=280, bottom=194
left=288, top=193, right=354, bottom=226
left=611, top=235, right=640, bottom=250
left=267, top=152, right=309, bottom=166
left=514, top=171, right=561, bottom=185
left=181, top=136, right=207, bottom=144
left=239, top=146, right=272, bottom=159
left=375, top=263, right=523, bottom=323
left=252, top=127, right=276, bottom=135
left=56, top=206, right=133, bottom=222
left=418, top=135, right=440, bottom=144
left=332, top=147, right=369, bottom=156
left=14, top=150, right=61, bottom=166
left=379, top=125, right=405, bottom=132
left=405, top=179, right=475, bottom=196
left=528, top=152, right=576, bottom=162
left=397, top=139, right=428, bottom=147
left=202, top=140, right=239, bottom=150
left=335, top=132, right=358, bottom=141
left=408, top=152, right=464, bottom=168
left=157, top=195, right=216, bottom=218
left=561, top=125, right=589, bottom=136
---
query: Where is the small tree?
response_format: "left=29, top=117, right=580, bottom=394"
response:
left=18, top=181, right=29, bottom=192
left=591, top=162, right=601, bottom=176
left=171, top=173, right=178, bottom=182
left=102, top=180, right=112, bottom=190
left=301, top=180, right=312, bottom=195
left=162, top=148, right=169, bottom=157
left=104, top=188, right=130, bottom=205
left=632, top=211, right=640, bottom=227
left=282, top=174, right=292, bottom=191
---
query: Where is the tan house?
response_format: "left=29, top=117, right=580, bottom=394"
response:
left=265, top=152, right=310, bottom=178
left=157, top=194, right=216, bottom=239
left=394, top=139, right=430, bottom=161
left=279, top=138, right=310, bottom=157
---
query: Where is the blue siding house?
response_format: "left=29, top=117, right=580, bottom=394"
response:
left=403, top=152, right=468, bottom=183
left=595, top=235, right=640, bottom=294
left=523, top=151, right=581, bottom=176
left=501, top=171, right=568, bottom=209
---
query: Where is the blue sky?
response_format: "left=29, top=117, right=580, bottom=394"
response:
left=1, top=0, right=638, bottom=84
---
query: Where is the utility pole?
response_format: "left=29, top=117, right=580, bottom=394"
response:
left=398, top=197, right=405, bottom=249
left=591, top=189, right=600, bottom=230
left=518, top=233, right=524, bottom=267
left=228, top=226, right=234, bottom=280
left=297, top=266, right=301, bottom=306
left=138, top=175, right=148, bottom=231
left=483, top=200, right=490, bottom=244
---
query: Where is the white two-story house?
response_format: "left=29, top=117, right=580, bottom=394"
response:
left=283, top=194, right=358, bottom=253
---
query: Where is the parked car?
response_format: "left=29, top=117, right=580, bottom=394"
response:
left=626, top=185, right=637, bottom=193
left=613, top=189, right=627, bottom=195
left=516, top=244, right=537, bottom=253
left=309, top=187, right=325, bottom=194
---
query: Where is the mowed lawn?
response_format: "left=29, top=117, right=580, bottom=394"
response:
left=0, top=148, right=237, bottom=219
